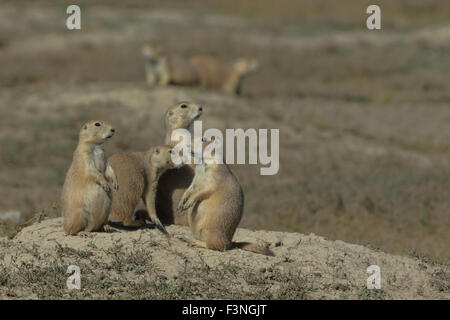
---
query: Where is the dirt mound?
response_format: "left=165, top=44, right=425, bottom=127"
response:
left=0, top=218, right=447, bottom=299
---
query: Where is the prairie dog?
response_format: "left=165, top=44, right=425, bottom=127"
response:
left=141, top=44, right=258, bottom=95
left=155, top=101, right=203, bottom=226
left=177, top=138, right=274, bottom=256
left=141, top=45, right=199, bottom=87
left=222, top=58, right=259, bottom=95
left=189, top=56, right=259, bottom=95
left=141, top=44, right=171, bottom=87
left=108, top=145, right=181, bottom=234
left=62, top=120, right=118, bottom=235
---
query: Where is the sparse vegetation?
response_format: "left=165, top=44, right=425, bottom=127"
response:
left=0, top=218, right=447, bottom=299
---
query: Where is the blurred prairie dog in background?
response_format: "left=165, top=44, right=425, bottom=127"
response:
left=108, top=145, right=181, bottom=234
left=155, top=101, right=203, bottom=226
left=189, top=55, right=259, bottom=95
left=141, top=44, right=173, bottom=87
left=141, top=44, right=259, bottom=95
left=177, top=137, right=274, bottom=256
left=62, top=120, right=118, bottom=235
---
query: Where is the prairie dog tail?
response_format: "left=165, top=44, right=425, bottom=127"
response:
left=233, top=242, right=275, bottom=256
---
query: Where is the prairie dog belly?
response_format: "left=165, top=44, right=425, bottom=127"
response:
left=190, top=200, right=209, bottom=240
left=84, top=183, right=111, bottom=231
left=93, top=146, right=107, bottom=173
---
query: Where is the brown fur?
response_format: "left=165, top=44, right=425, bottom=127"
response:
left=166, top=55, right=200, bottom=86
left=178, top=143, right=274, bottom=256
left=188, top=56, right=259, bottom=94
left=141, top=44, right=170, bottom=87
left=108, top=145, right=181, bottom=234
left=222, top=57, right=259, bottom=95
left=142, top=45, right=198, bottom=87
left=155, top=101, right=203, bottom=226
left=61, top=120, right=118, bottom=235
left=107, top=153, right=145, bottom=227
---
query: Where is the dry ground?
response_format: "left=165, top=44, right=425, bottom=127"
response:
left=0, top=0, right=449, bottom=269
left=0, top=218, right=448, bottom=299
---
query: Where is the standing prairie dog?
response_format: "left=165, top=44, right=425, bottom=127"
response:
left=108, top=145, right=181, bottom=234
left=155, top=101, right=203, bottom=226
left=141, top=44, right=259, bottom=95
left=62, top=120, right=118, bottom=235
left=177, top=138, right=274, bottom=256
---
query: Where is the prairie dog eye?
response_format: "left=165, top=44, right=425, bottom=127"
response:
left=95, top=122, right=101, bottom=127
left=180, top=104, right=187, bottom=109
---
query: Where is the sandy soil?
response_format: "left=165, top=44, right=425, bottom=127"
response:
left=0, top=217, right=447, bottom=299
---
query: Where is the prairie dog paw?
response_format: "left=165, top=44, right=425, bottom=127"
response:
left=182, top=200, right=195, bottom=211
left=177, top=198, right=188, bottom=211
left=98, top=180, right=111, bottom=193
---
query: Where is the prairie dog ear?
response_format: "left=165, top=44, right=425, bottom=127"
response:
left=83, top=125, right=88, bottom=130
left=155, top=148, right=160, bottom=155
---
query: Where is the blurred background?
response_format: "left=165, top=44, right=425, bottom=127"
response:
left=0, top=0, right=448, bottom=263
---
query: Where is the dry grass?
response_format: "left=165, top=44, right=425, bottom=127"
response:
left=0, top=233, right=316, bottom=299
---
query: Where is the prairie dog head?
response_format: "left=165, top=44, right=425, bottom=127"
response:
left=141, top=44, right=161, bottom=63
left=79, top=120, right=115, bottom=145
left=165, top=101, right=203, bottom=131
left=233, top=58, right=259, bottom=75
left=149, top=145, right=182, bottom=172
